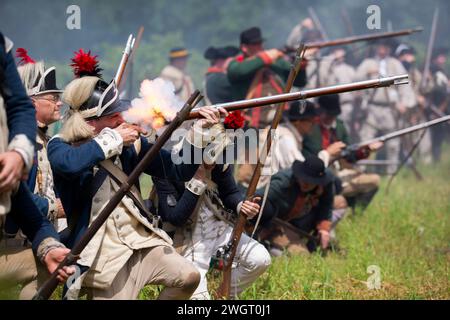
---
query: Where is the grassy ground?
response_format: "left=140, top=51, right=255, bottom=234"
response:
left=2, top=149, right=448, bottom=300
left=138, top=148, right=450, bottom=300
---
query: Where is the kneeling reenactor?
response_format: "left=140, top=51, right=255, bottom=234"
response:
left=48, top=49, right=224, bottom=299
left=153, top=116, right=271, bottom=299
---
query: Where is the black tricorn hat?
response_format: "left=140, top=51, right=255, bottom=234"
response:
left=30, top=67, right=63, bottom=96
left=292, top=156, right=332, bottom=186
left=204, top=46, right=240, bottom=60
left=318, top=94, right=341, bottom=116
left=284, top=100, right=318, bottom=121
left=16, top=48, right=62, bottom=96
left=240, top=27, right=265, bottom=45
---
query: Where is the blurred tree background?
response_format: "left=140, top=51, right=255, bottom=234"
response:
left=1, top=0, right=449, bottom=96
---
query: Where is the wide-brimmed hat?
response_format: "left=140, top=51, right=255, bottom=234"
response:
left=204, top=46, right=240, bottom=60
left=292, top=156, right=333, bottom=186
left=318, top=94, right=341, bottom=116
left=240, top=27, right=265, bottom=45
left=284, top=100, right=318, bottom=121
left=169, top=47, right=190, bottom=59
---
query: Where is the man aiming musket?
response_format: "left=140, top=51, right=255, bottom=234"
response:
left=339, top=115, right=450, bottom=160
left=187, top=75, right=410, bottom=119
left=34, top=48, right=228, bottom=300
left=284, top=27, right=423, bottom=52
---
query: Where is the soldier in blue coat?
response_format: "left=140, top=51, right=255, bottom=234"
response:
left=0, top=32, right=73, bottom=298
left=153, top=121, right=270, bottom=299
left=14, top=47, right=66, bottom=230
left=48, top=49, right=226, bottom=299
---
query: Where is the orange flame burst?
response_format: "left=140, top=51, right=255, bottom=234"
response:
left=122, top=78, right=183, bottom=131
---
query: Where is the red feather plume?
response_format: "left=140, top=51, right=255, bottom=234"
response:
left=224, top=110, right=245, bottom=129
left=70, top=49, right=102, bottom=78
left=16, top=48, right=36, bottom=65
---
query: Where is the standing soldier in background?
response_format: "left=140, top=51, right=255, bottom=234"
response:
left=395, top=44, right=433, bottom=164
left=286, top=18, right=315, bottom=49
left=227, top=26, right=306, bottom=128
left=301, top=29, right=328, bottom=90
left=203, top=46, right=239, bottom=105
left=326, top=47, right=357, bottom=137
left=355, top=39, right=416, bottom=174
left=160, top=47, right=195, bottom=102
left=427, top=47, right=449, bottom=162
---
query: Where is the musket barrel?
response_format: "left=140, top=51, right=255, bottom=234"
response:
left=302, top=27, right=423, bottom=50
left=350, top=115, right=450, bottom=150
left=187, top=75, right=409, bottom=119
left=115, top=34, right=134, bottom=86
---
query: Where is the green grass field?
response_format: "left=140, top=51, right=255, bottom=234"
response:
left=2, top=148, right=449, bottom=300
left=138, top=148, right=450, bottom=300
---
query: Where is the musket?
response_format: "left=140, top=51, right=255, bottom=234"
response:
left=115, top=34, right=136, bottom=88
left=120, top=26, right=145, bottom=95
left=340, top=115, right=450, bottom=159
left=420, top=7, right=439, bottom=91
left=32, top=91, right=203, bottom=300
left=187, top=75, right=410, bottom=120
left=216, top=45, right=307, bottom=300
left=273, top=218, right=318, bottom=242
left=355, top=159, right=402, bottom=166
left=283, top=27, right=423, bottom=52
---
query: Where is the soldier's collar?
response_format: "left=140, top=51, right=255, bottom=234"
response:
left=4, top=36, right=13, bottom=53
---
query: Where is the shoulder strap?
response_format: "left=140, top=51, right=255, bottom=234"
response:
left=99, top=159, right=156, bottom=222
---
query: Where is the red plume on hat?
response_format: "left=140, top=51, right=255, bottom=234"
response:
left=224, top=110, right=245, bottom=129
left=70, top=49, right=103, bottom=78
left=16, top=48, right=36, bottom=66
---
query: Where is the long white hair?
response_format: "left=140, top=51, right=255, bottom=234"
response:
left=17, top=61, right=45, bottom=95
left=59, top=76, right=99, bottom=143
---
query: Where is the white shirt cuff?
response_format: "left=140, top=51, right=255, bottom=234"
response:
left=94, top=128, right=123, bottom=159
left=8, top=134, right=35, bottom=173
left=186, top=177, right=207, bottom=196
left=318, top=150, right=330, bottom=167
left=236, top=201, right=243, bottom=215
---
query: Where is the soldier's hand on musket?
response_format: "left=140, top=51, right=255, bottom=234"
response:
left=196, top=106, right=228, bottom=128
left=56, top=198, right=66, bottom=218
left=396, top=102, right=407, bottom=114
left=318, top=229, right=330, bottom=250
left=326, top=141, right=346, bottom=159
left=44, top=247, right=76, bottom=282
left=0, top=151, right=25, bottom=193
left=240, top=196, right=261, bottom=220
left=265, top=49, right=284, bottom=62
left=417, top=95, right=426, bottom=108
left=368, top=141, right=383, bottom=152
left=115, top=123, right=144, bottom=146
